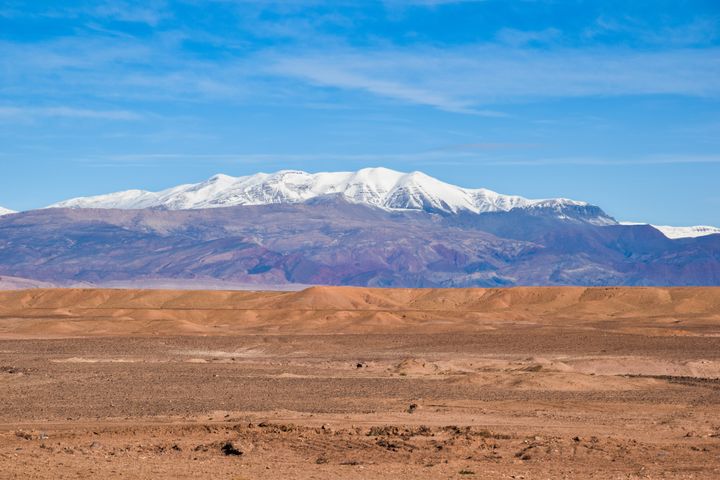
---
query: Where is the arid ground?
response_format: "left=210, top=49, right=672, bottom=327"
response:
left=1, top=286, right=719, bottom=479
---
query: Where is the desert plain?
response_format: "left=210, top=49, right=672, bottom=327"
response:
left=0, top=286, right=719, bottom=479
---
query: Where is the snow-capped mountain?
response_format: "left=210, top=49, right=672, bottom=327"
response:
left=0, top=206, right=16, bottom=216
left=48, top=167, right=615, bottom=224
left=652, top=225, right=720, bottom=239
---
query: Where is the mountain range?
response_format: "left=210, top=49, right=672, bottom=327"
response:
left=48, top=167, right=615, bottom=225
left=0, top=168, right=718, bottom=288
left=41, top=168, right=717, bottom=238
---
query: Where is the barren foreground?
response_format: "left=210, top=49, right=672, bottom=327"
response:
left=1, top=286, right=719, bottom=479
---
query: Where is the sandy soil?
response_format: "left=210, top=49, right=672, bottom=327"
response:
left=1, top=286, right=719, bottom=479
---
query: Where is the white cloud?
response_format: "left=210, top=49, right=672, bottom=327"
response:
left=495, top=28, right=562, bottom=46
left=584, top=15, right=719, bottom=47
left=2, top=27, right=718, bottom=115
left=383, top=0, right=487, bottom=6
left=267, top=56, right=504, bottom=115
left=265, top=45, right=720, bottom=110
left=72, top=151, right=720, bottom=168
left=0, top=106, right=142, bottom=120
left=92, top=1, right=170, bottom=26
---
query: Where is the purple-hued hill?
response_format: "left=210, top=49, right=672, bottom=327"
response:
left=0, top=197, right=718, bottom=288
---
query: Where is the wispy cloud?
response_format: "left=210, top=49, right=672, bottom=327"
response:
left=267, top=55, right=504, bottom=115
left=1, top=3, right=718, bottom=116
left=265, top=45, right=720, bottom=111
left=383, top=0, right=487, bottom=6
left=0, top=0, right=171, bottom=26
left=482, top=154, right=720, bottom=167
left=91, top=0, right=170, bottom=26
left=0, top=106, right=142, bottom=120
left=495, top=28, right=561, bottom=46
left=584, top=15, right=720, bottom=47
left=70, top=151, right=720, bottom=168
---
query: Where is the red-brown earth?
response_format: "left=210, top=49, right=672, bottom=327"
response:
left=1, top=286, right=719, bottom=479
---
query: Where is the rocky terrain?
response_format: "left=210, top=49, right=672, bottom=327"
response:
left=1, top=286, right=719, bottom=478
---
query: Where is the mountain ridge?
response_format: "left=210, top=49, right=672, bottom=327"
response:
left=2, top=167, right=716, bottom=239
left=47, top=167, right=616, bottom=225
left=1, top=200, right=719, bottom=288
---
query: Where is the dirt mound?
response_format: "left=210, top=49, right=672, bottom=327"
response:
left=0, top=286, right=719, bottom=338
left=394, top=358, right=442, bottom=376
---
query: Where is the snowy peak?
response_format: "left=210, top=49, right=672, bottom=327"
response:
left=0, top=206, right=16, bottom=216
left=47, top=167, right=615, bottom=224
left=620, top=222, right=720, bottom=239
left=653, top=225, right=720, bottom=239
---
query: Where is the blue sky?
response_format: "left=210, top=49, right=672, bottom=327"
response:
left=1, top=0, right=719, bottom=225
